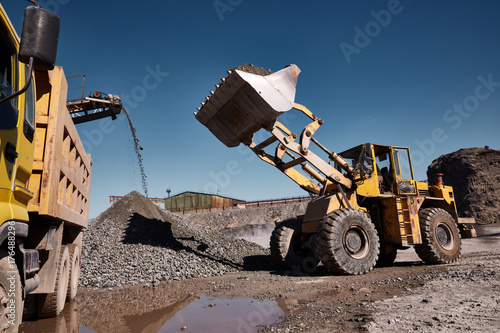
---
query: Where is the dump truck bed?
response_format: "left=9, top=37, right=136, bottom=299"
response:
left=27, top=66, right=91, bottom=228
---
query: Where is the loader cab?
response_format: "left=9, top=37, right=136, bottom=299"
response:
left=337, top=143, right=417, bottom=197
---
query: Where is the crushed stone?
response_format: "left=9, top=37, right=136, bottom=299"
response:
left=80, top=191, right=270, bottom=288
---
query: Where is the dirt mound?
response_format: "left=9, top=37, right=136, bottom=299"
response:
left=427, top=147, right=500, bottom=223
left=80, top=191, right=270, bottom=288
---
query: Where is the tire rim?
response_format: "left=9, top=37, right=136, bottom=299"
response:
left=343, top=226, right=370, bottom=259
left=436, top=222, right=454, bottom=251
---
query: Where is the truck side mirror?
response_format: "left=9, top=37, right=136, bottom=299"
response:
left=19, top=5, right=60, bottom=70
left=0, top=3, right=60, bottom=105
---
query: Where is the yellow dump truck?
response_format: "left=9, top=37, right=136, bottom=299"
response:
left=0, top=3, right=97, bottom=331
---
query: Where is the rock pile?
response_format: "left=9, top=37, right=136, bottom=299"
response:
left=80, top=191, right=270, bottom=288
left=427, top=147, right=500, bottom=223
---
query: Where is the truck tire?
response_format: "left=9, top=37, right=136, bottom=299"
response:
left=415, top=208, right=462, bottom=264
left=66, top=245, right=80, bottom=301
left=314, top=209, right=379, bottom=275
left=0, top=251, right=23, bottom=332
left=37, top=246, right=70, bottom=318
left=270, top=216, right=318, bottom=274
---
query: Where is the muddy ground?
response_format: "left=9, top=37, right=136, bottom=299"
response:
left=20, top=224, right=500, bottom=333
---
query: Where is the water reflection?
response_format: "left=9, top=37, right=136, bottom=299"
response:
left=78, top=286, right=195, bottom=333
left=159, top=296, right=283, bottom=333
left=19, top=282, right=284, bottom=333
left=19, top=300, right=80, bottom=333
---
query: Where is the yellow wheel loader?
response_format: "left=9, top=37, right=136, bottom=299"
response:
left=196, top=64, right=475, bottom=276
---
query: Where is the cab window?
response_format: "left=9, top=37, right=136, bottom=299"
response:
left=0, top=25, right=18, bottom=129
left=393, top=148, right=413, bottom=180
left=373, top=145, right=394, bottom=193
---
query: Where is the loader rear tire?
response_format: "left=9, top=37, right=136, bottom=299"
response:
left=37, top=246, right=70, bottom=318
left=270, top=216, right=318, bottom=274
left=314, top=209, right=379, bottom=275
left=0, top=251, right=23, bottom=332
left=66, top=245, right=80, bottom=302
left=415, top=208, right=461, bottom=264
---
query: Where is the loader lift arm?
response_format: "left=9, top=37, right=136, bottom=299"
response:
left=247, top=102, right=354, bottom=195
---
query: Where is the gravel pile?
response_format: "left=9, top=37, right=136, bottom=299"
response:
left=427, top=147, right=500, bottom=223
left=231, top=63, right=273, bottom=76
left=80, top=191, right=270, bottom=288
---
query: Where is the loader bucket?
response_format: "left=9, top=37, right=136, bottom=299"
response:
left=195, top=64, right=301, bottom=147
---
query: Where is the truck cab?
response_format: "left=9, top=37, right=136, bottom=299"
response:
left=1, top=4, right=67, bottom=332
left=0, top=6, right=36, bottom=229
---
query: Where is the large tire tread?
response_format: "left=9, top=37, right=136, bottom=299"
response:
left=415, top=208, right=462, bottom=264
left=270, top=216, right=318, bottom=274
left=66, top=244, right=80, bottom=302
left=37, top=245, right=70, bottom=319
left=314, top=209, right=379, bottom=275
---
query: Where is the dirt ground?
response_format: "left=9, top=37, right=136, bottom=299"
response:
left=40, top=224, right=493, bottom=333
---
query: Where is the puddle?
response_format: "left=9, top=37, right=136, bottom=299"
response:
left=159, top=295, right=283, bottom=333
left=20, top=293, right=283, bottom=333
left=19, top=300, right=81, bottom=333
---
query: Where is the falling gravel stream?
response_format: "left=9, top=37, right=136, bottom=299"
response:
left=123, top=108, right=148, bottom=197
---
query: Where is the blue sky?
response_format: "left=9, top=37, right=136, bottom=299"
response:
left=4, top=0, right=500, bottom=219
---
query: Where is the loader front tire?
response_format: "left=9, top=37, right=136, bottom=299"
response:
left=270, top=216, right=318, bottom=274
left=314, top=209, right=379, bottom=275
left=37, top=246, right=70, bottom=318
left=415, top=208, right=461, bottom=264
